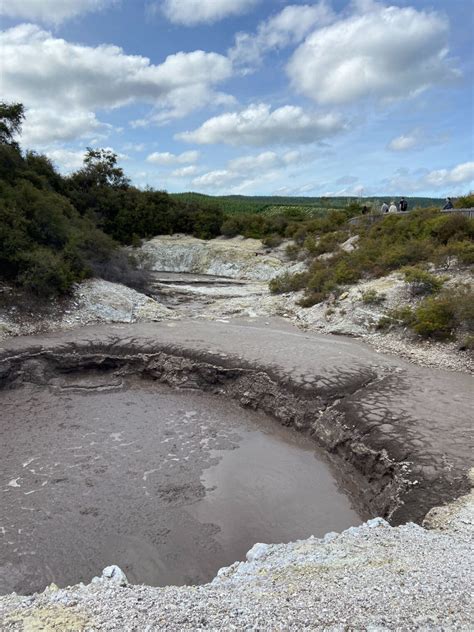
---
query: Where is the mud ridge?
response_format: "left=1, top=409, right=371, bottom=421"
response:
left=3, top=337, right=460, bottom=525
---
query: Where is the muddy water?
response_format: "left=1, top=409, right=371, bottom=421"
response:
left=0, top=374, right=360, bottom=595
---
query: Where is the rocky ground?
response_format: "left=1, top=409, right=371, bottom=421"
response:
left=0, top=235, right=473, bottom=628
left=1, top=484, right=473, bottom=631
left=3, top=234, right=470, bottom=373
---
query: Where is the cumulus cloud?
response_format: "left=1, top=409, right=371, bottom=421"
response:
left=21, top=108, right=108, bottom=146
left=146, top=150, right=200, bottom=165
left=425, top=162, right=474, bottom=188
left=388, top=131, right=423, bottom=152
left=171, top=165, right=200, bottom=177
left=1, top=24, right=233, bottom=145
left=287, top=3, right=459, bottom=105
left=191, top=149, right=304, bottom=191
left=229, top=2, right=334, bottom=70
left=45, top=148, right=88, bottom=172
left=177, top=103, right=346, bottom=146
left=385, top=162, right=474, bottom=193
left=158, top=0, right=259, bottom=26
left=0, top=0, right=116, bottom=25
left=388, top=128, right=448, bottom=152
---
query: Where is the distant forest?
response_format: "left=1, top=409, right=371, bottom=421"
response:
left=170, top=192, right=444, bottom=215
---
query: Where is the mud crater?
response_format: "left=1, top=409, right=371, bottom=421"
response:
left=1, top=339, right=467, bottom=595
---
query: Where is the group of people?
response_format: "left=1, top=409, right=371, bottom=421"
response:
left=381, top=198, right=408, bottom=214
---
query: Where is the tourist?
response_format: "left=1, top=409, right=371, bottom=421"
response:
left=443, top=197, right=454, bottom=209
left=388, top=201, right=398, bottom=213
left=399, top=197, right=408, bottom=212
left=381, top=202, right=389, bottom=213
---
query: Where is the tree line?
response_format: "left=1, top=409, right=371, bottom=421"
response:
left=0, top=102, right=223, bottom=297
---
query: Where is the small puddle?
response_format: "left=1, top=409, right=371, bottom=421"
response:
left=0, top=375, right=360, bottom=595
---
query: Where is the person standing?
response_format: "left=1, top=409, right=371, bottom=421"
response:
left=443, top=197, right=454, bottom=209
left=381, top=201, right=389, bottom=213
left=388, top=201, right=398, bottom=213
left=399, top=197, right=408, bottom=212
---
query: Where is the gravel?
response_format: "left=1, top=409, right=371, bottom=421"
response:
left=1, top=494, right=473, bottom=631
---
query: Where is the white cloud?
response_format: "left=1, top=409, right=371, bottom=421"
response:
left=384, top=162, right=474, bottom=193
left=388, top=131, right=423, bottom=152
left=177, top=103, right=346, bottom=146
left=2, top=24, right=233, bottom=145
left=21, top=108, right=108, bottom=146
left=171, top=165, right=199, bottom=177
left=146, top=150, right=200, bottom=165
left=159, top=0, right=259, bottom=26
left=45, top=148, right=87, bottom=172
left=388, top=128, right=448, bottom=152
left=425, top=162, right=474, bottom=188
left=0, top=0, right=116, bottom=25
left=123, top=142, right=146, bottom=152
left=287, top=3, right=459, bottom=105
left=230, top=2, right=334, bottom=70
left=191, top=149, right=305, bottom=191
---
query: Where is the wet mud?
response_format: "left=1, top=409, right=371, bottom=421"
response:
left=1, top=319, right=472, bottom=595
left=0, top=374, right=359, bottom=595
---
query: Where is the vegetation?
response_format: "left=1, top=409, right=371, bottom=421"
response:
left=1, top=100, right=472, bottom=346
left=381, top=286, right=473, bottom=340
left=402, top=266, right=445, bottom=296
left=454, top=192, right=474, bottom=208
left=170, top=192, right=444, bottom=215
left=361, top=289, right=386, bottom=305
left=0, top=102, right=224, bottom=298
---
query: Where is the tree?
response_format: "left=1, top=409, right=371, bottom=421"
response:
left=80, top=148, right=130, bottom=188
left=0, top=102, right=25, bottom=146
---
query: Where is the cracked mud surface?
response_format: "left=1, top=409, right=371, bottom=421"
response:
left=0, top=317, right=472, bottom=597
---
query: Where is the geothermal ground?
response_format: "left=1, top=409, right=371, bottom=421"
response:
left=0, top=235, right=473, bottom=630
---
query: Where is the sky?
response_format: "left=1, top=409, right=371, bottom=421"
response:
left=1, top=0, right=473, bottom=197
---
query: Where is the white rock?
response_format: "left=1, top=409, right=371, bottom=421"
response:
left=246, top=542, right=269, bottom=562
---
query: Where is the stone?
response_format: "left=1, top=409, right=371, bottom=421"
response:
left=99, top=565, right=128, bottom=585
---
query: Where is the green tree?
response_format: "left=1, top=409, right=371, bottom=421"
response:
left=0, top=102, right=25, bottom=146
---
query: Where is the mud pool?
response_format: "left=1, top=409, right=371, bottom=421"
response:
left=0, top=374, right=360, bottom=595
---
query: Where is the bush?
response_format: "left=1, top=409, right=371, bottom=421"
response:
left=454, top=193, right=474, bottom=208
left=411, top=296, right=456, bottom=339
left=18, top=248, right=75, bottom=296
left=387, top=305, right=416, bottom=327
left=402, top=266, right=444, bottom=296
left=361, top=289, right=386, bottom=305
left=297, top=291, right=327, bottom=307
left=269, top=271, right=308, bottom=294
left=262, top=234, right=283, bottom=248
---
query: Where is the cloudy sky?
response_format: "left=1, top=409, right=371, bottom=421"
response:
left=1, top=0, right=473, bottom=197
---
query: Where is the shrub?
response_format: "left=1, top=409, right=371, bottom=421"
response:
left=411, top=296, right=456, bottom=339
left=333, top=259, right=361, bottom=284
left=458, top=335, right=474, bottom=351
left=297, top=291, right=327, bottom=307
left=262, top=234, right=283, bottom=248
left=454, top=193, right=474, bottom=208
left=285, top=243, right=300, bottom=260
left=361, top=289, right=386, bottom=305
left=402, top=266, right=444, bottom=296
left=387, top=306, right=416, bottom=327
left=18, top=248, right=75, bottom=296
left=269, top=271, right=308, bottom=294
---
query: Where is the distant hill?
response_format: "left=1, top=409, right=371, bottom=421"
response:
left=170, top=192, right=444, bottom=215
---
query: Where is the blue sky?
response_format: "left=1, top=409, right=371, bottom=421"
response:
left=1, top=0, right=473, bottom=197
